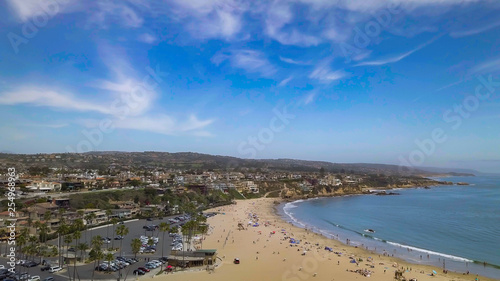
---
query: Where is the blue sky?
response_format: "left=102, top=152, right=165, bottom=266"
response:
left=1, top=0, right=500, bottom=172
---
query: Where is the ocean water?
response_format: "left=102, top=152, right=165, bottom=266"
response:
left=280, top=175, right=500, bottom=279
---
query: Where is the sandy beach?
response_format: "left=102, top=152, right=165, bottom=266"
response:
left=157, top=198, right=497, bottom=281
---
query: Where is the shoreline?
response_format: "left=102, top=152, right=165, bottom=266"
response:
left=157, top=198, right=498, bottom=281
left=277, top=196, right=499, bottom=279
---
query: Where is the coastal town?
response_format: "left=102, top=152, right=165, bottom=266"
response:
left=0, top=152, right=475, bottom=281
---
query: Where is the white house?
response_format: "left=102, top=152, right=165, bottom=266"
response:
left=26, top=181, right=62, bottom=192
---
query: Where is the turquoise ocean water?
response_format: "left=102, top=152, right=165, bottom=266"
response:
left=280, top=175, right=500, bottom=279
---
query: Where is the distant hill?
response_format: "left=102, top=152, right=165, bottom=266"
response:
left=0, top=151, right=474, bottom=177
left=415, top=166, right=477, bottom=176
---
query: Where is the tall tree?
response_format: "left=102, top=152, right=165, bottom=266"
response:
left=115, top=225, right=129, bottom=281
left=130, top=238, right=141, bottom=259
left=77, top=243, right=88, bottom=263
left=159, top=222, right=170, bottom=258
left=110, top=218, right=118, bottom=249
left=105, top=209, right=112, bottom=249
left=72, top=231, right=81, bottom=281
left=90, top=235, right=103, bottom=281
left=57, top=223, right=69, bottom=267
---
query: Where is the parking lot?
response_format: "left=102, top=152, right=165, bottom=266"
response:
left=0, top=215, right=196, bottom=280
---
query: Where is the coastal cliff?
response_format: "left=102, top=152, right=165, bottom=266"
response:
left=278, top=178, right=454, bottom=200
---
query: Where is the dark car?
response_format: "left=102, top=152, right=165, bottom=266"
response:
left=25, top=261, right=39, bottom=267
left=40, top=265, right=51, bottom=271
left=133, top=269, right=146, bottom=275
left=137, top=267, right=150, bottom=273
left=146, top=218, right=153, bottom=221
left=95, top=265, right=107, bottom=272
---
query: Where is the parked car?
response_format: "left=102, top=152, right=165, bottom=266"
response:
left=15, top=273, right=30, bottom=280
left=133, top=269, right=146, bottom=275
left=137, top=267, right=150, bottom=272
left=48, top=266, right=62, bottom=273
left=42, top=277, right=54, bottom=281
left=150, top=260, right=162, bottom=267
left=95, top=265, right=107, bottom=272
left=28, top=276, right=40, bottom=281
left=40, top=265, right=51, bottom=271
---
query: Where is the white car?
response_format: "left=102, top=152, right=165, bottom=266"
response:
left=49, top=266, right=62, bottom=273
left=150, top=260, right=162, bottom=267
left=29, top=276, right=41, bottom=281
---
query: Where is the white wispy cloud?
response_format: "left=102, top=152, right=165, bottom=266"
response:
left=450, top=20, right=500, bottom=38
left=354, top=36, right=440, bottom=67
left=469, top=58, right=500, bottom=75
left=82, top=114, right=215, bottom=136
left=138, top=33, right=157, bottom=43
left=6, top=0, right=78, bottom=22
left=212, top=50, right=276, bottom=77
left=279, top=57, right=311, bottom=65
left=88, top=1, right=144, bottom=29
left=278, top=76, right=294, bottom=87
left=309, top=61, right=346, bottom=84
left=168, top=0, right=245, bottom=40
left=23, top=122, right=69, bottom=129
left=0, top=89, right=112, bottom=114
left=1, top=49, right=214, bottom=136
left=265, top=2, right=321, bottom=47
left=303, top=92, right=316, bottom=105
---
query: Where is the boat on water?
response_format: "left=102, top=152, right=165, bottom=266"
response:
left=364, top=229, right=375, bottom=233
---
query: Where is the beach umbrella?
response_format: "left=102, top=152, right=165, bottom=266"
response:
left=432, top=270, right=437, bottom=275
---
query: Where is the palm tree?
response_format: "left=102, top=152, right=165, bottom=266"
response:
left=159, top=222, right=170, bottom=258
left=50, top=246, right=58, bottom=258
left=91, top=249, right=103, bottom=281
left=110, top=218, right=118, bottom=249
left=115, top=225, right=129, bottom=257
left=105, top=209, right=112, bottom=248
left=90, top=235, right=103, bottom=281
left=64, top=235, right=73, bottom=268
left=86, top=213, right=97, bottom=239
left=57, top=223, right=69, bottom=267
left=77, top=242, right=88, bottom=262
left=104, top=253, right=114, bottom=268
left=115, top=225, right=129, bottom=281
left=44, top=210, right=52, bottom=222
left=16, top=233, right=27, bottom=267
left=72, top=231, right=81, bottom=281
left=130, top=238, right=141, bottom=258
left=77, top=210, right=85, bottom=241
left=198, top=224, right=208, bottom=249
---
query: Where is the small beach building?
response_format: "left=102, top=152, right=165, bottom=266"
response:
left=167, top=249, right=217, bottom=267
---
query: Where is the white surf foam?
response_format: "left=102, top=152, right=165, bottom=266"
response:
left=386, top=241, right=473, bottom=263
